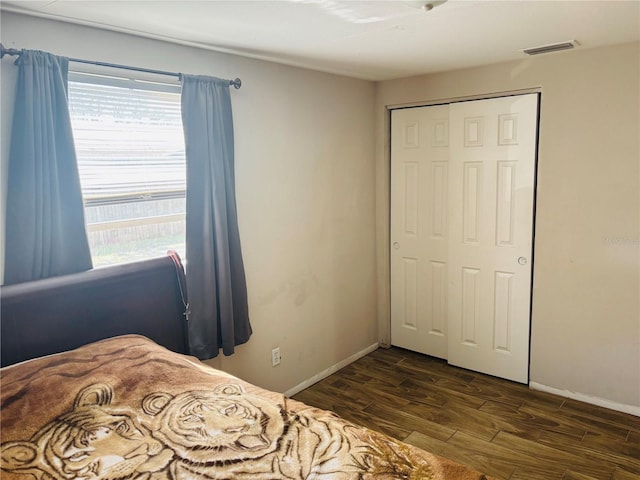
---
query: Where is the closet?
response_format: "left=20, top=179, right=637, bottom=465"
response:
left=390, top=94, right=539, bottom=383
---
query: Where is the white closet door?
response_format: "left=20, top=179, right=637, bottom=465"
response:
left=390, top=105, right=450, bottom=359
left=447, top=94, right=538, bottom=383
left=390, top=94, right=538, bottom=383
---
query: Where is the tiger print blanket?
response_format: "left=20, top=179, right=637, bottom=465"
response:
left=1, top=335, right=491, bottom=480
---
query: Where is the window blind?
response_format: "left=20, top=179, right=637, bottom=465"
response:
left=68, top=73, right=186, bottom=205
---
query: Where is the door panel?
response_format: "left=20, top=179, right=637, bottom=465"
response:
left=390, top=105, right=449, bottom=359
left=447, top=94, right=538, bottom=383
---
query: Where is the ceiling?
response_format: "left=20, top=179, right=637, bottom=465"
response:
left=2, top=0, right=639, bottom=81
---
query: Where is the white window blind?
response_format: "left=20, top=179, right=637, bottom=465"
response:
left=67, top=72, right=186, bottom=267
left=68, top=73, right=185, bottom=204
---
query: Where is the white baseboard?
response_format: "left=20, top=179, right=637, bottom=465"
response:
left=284, top=342, right=379, bottom=398
left=529, top=382, right=640, bottom=417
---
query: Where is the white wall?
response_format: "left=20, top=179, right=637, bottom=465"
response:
left=375, top=43, right=640, bottom=411
left=0, top=12, right=378, bottom=393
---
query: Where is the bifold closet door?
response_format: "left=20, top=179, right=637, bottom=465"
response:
left=391, top=94, right=538, bottom=383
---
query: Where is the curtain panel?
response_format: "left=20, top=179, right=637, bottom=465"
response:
left=180, top=74, right=251, bottom=359
left=4, top=50, right=92, bottom=285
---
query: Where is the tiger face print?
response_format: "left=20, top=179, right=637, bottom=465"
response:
left=1, top=384, right=173, bottom=480
left=142, top=384, right=366, bottom=480
left=142, top=383, right=286, bottom=465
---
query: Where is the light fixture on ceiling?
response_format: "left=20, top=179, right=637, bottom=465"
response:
left=523, top=40, right=579, bottom=56
left=405, top=0, right=447, bottom=12
left=421, top=1, right=443, bottom=12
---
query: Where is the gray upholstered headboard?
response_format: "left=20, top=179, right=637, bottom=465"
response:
left=0, top=255, right=189, bottom=367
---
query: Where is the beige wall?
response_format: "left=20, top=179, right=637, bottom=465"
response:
left=0, top=12, right=378, bottom=393
left=376, top=43, right=640, bottom=409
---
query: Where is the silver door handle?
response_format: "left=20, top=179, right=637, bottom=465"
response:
left=518, top=257, right=527, bottom=265
left=393, top=242, right=400, bottom=250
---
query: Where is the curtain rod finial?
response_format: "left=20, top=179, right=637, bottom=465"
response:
left=231, top=78, right=242, bottom=90
left=0, top=43, right=21, bottom=59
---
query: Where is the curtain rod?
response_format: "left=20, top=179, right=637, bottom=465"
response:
left=0, top=43, right=242, bottom=89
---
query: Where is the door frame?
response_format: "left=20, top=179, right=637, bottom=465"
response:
left=380, top=89, right=542, bottom=366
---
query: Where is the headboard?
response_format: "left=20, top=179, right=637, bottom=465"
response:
left=1, top=255, right=189, bottom=367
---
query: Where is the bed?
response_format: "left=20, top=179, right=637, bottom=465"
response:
left=1, top=256, right=492, bottom=480
left=0, top=254, right=188, bottom=367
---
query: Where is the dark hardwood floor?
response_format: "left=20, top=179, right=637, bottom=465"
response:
left=292, top=346, right=640, bottom=480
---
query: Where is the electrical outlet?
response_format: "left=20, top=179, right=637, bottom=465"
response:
left=271, top=347, right=281, bottom=367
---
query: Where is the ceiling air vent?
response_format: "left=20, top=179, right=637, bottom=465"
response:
left=523, top=41, right=577, bottom=56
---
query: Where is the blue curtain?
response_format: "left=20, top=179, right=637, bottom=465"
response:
left=180, top=74, right=251, bottom=359
left=4, top=50, right=92, bottom=285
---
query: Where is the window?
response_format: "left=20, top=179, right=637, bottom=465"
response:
left=68, top=73, right=186, bottom=267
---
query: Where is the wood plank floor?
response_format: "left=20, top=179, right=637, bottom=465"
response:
left=292, top=346, right=640, bottom=480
